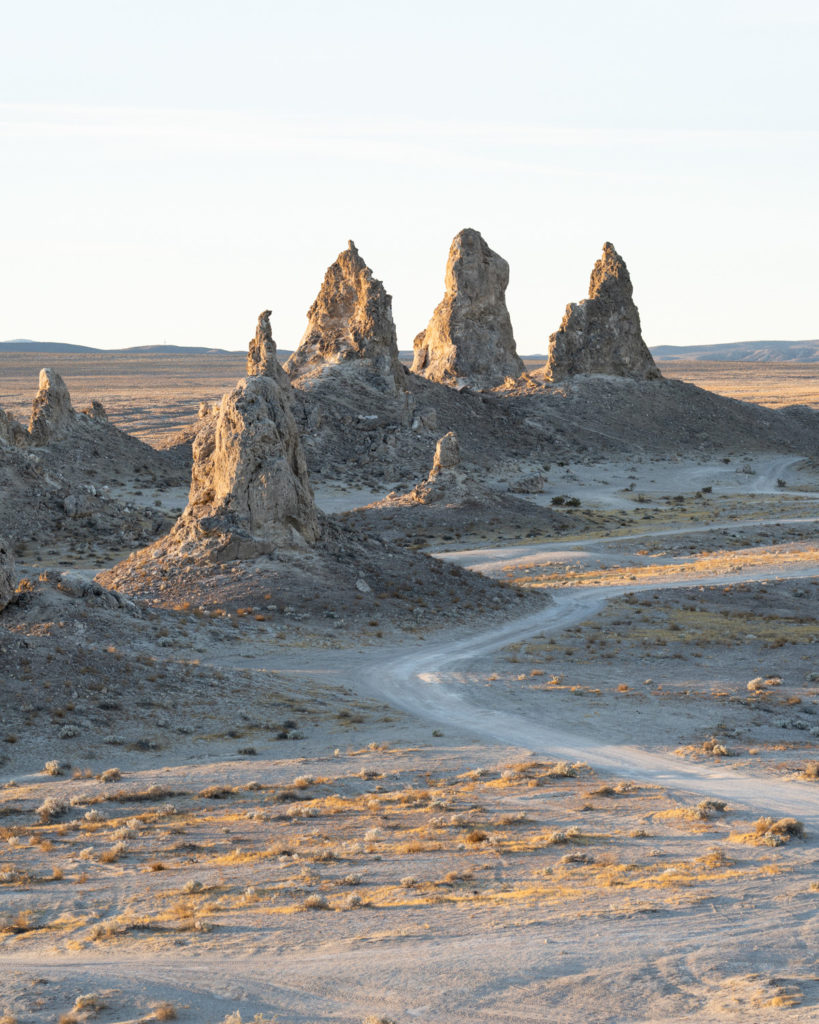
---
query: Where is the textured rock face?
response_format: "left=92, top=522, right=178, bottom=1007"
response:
left=247, top=309, right=290, bottom=387
left=412, top=431, right=468, bottom=504
left=412, top=228, right=524, bottom=389
left=170, top=330, right=320, bottom=560
left=0, top=408, right=24, bottom=445
left=432, top=431, right=460, bottom=471
left=181, top=375, right=319, bottom=554
left=542, top=243, right=660, bottom=381
left=0, top=535, right=15, bottom=612
left=28, top=369, right=75, bottom=445
left=285, top=242, right=404, bottom=391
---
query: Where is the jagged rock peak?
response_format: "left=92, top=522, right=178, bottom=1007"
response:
left=28, top=368, right=75, bottom=445
left=175, top=369, right=320, bottom=558
left=284, top=241, right=404, bottom=391
left=411, top=228, right=524, bottom=389
left=541, top=243, right=661, bottom=382
left=0, top=535, right=15, bottom=612
left=247, top=309, right=289, bottom=385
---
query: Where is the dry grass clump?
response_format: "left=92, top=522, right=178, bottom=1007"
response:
left=802, top=761, right=819, bottom=780
left=732, top=816, right=805, bottom=847
left=153, top=1004, right=178, bottom=1021
left=675, top=737, right=733, bottom=759
left=753, top=817, right=804, bottom=846
left=36, top=796, right=68, bottom=823
left=112, top=784, right=175, bottom=803
left=302, top=893, right=330, bottom=910
left=99, top=768, right=121, bottom=782
left=197, top=785, right=235, bottom=799
left=543, top=826, right=583, bottom=846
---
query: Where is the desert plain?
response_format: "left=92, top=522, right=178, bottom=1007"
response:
left=1, top=242, right=819, bottom=1024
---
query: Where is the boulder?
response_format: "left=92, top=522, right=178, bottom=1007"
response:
left=285, top=241, right=405, bottom=392
left=411, top=228, right=524, bottom=388
left=28, top=368, right=76, bottom=445
left=0, top=535, right=15, bottom=612
left=541, top=242, right=660, bottom=381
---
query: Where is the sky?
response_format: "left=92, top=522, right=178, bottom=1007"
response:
left=1, top=0, right=817, bottom=354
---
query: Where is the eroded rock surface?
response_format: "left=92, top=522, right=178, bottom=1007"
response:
left=411, top=431, right=469, bottom=504
left=28, top=368, right=75, bottom=445
left=0, top=535, right=15, bottom=611
left=541, top=243, right=660, bottom=381
left=412, top=228, right=524, bottom=389
left=170, top=370, right=320, bottom=560
left=0, top=408, right=24, bottom=445
left=247, top=309, right=290, bottom=387
left=285, top=241, right=405, bottom=392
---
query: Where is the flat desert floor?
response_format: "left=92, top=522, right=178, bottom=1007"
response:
left=1, top=356, right=818, bottom=1024
left=1, top=353, right=816, bottom=446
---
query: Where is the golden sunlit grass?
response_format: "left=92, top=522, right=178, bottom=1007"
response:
left=507, top=544, right=819, bottom=590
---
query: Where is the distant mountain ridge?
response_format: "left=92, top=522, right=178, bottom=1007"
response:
left=3, top=338, right=818, bottom=362
left=651, top=340, right=819, bottom=362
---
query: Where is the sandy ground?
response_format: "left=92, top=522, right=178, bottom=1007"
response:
left=2, top=435, right=819, bottom=1022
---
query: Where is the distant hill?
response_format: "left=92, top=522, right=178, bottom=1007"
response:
left=0, top=339, right=99, bottom=353
left=651, top=340, right=819, bottom=362
left=0, top=340, right=293, bottom=358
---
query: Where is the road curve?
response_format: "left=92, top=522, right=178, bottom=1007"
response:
left=363, top=567, right=819, bottom=827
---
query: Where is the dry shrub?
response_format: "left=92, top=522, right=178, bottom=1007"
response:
left=197, top=786, right=235, bottom=799
left=753, top=817, right=804, bottom=846
left=465, top=829, right=487, bottom=844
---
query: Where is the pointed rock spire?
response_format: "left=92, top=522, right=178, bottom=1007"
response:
left=28, top=368, right=76, bottom=445
left=247, top=309, right=289, bottom=386
left=541, top=243, right=660, bottom=381
left=166, top=312, right=320, bottom=559
left=284, top=241, right=405, bottom=392
left=411, top=228, right=524, bottom=389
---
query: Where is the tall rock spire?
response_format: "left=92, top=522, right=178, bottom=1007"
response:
left=541, top=243, right=660, bottom=381
left=285, top=241, right=405, bottom=393
left=411, top=228, right=524, bottom=389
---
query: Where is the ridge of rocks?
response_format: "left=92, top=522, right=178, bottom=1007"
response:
left=540, top=242, right=660, bottom=382
left=285, top=241, right=405, bottom=392
left=411, top=228, right=524, bottom=389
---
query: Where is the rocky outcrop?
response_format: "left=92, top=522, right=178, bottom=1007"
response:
left=136, top=315, right=321, bottom=562
left=28, top=369, right=75, bottom=445
left=0, top=536, right=15, bottom=612
left=0, top=408, right=24, bottom=445
left=285, top=241, right=405, bottom=392
left=540, top=243, right=660, bottom=381
left=410, top=431, right=469, bottom=504
left=247, top=309, right=290, bottom=387
left=412, top=229, right=524, bottom=389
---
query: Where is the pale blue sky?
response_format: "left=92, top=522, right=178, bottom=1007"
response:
left=1, top=0, right=817, bottom=353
